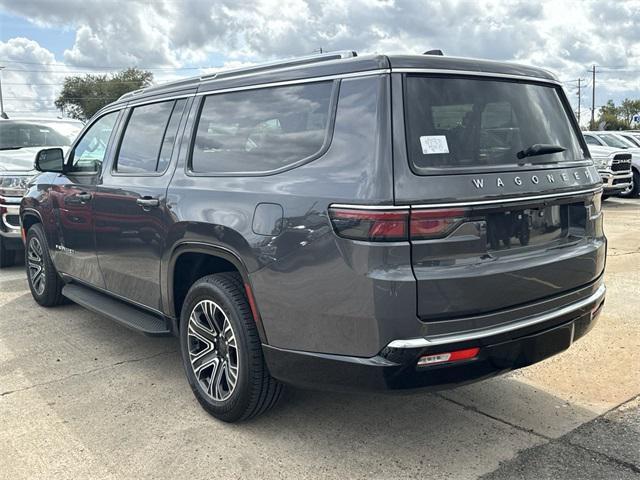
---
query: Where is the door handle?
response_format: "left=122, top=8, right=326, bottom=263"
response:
left=76, top=192, right=92, bottom=202
left=136, top=197, right=160, bottom=208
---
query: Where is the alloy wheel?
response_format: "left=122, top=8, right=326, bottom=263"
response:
left=187, top=299, right=239, bottom=401
left=27, top=237, right=46, bottom=296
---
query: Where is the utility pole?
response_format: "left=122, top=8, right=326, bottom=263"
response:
left=577, top=78, right=581, bottom=125
left=590, top=65, right=596, bottom=128
left=0, top=66, right=6, bottom=119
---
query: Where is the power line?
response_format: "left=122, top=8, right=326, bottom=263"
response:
left=1, top=68, right=196, bottom=74
left=4, top=97, right=119, bottom=100
left=1, top=81, right=144, bottom=86
left=0, top=59, right=219, bottom=71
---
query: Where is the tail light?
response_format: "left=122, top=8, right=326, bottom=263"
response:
left=328, top=208, right=409, bottom=241
left=329, top=206, right=468, bottom=242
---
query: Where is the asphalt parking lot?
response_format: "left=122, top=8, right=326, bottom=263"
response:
left=1, top=198, right=638, bottom=480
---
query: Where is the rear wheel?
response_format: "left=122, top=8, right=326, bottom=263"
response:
left=179, top=272, right=283, bottom=422
left=0, top=237, right=16, bottom=268
left=25, top=224, right=65, bottom=307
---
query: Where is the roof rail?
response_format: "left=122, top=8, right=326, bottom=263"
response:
left=200, top=50, right=357, bottom=82
left=116, top=50, right=357, bottom=102
left=117, top=88, right=146, bottom=101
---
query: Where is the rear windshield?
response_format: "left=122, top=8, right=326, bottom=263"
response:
left=404, top=75, right=586, bottom=173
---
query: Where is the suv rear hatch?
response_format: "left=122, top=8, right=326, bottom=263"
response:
left=396, top=73, right=605, bottom=321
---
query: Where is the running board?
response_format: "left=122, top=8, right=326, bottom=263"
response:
left=62, top=283, right=171, bottom=336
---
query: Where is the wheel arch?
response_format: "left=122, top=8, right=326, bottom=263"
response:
left=165, top=242, right=268, bottom=343
left=20, top=208, right=43, bottom=242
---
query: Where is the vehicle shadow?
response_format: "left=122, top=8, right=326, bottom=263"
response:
left=0, top=291, right=599, bottom=479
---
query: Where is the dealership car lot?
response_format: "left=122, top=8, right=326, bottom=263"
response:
left=1, top=198, right=638, bottom=479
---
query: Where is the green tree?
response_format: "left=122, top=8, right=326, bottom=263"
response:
left=618, top=98, right=640, bottom=128
left=55, top=68, right=153, bottom=121
left=593, top=99, right=630, bottom=130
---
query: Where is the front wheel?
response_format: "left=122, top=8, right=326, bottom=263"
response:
left=179, top=273, right=283, bottom=422
left=25, top=224, right=65, bottom=307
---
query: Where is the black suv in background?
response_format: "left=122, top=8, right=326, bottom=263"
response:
left=22, top=51, right=606, bottom=422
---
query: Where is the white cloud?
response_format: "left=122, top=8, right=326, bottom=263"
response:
left=0, top=0, right=639, bottom=121
left=0, top=37, right=69, bottom=117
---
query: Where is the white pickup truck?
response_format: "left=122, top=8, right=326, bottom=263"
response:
left=583, top=131, right=640, bottom=197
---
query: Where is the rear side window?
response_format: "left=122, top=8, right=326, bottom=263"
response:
left=116, top=99, right=186, bottom=174
left=404, top=75, right=586, bottom=173
left=191, top=81, right=334, bottom=174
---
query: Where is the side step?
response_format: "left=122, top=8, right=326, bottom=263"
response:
left=62, top=283, right=171, bottom=336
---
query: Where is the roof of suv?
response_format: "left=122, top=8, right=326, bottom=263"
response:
left=108, top=51, right=559, bottom=111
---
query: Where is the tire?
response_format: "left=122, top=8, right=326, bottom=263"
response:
left=0, top=236, right=15, bottom=268
left=179, top=272, right=283, bottom=422
left=25, top=224, right=65, bottom=307
left=629, top=170, right=640, bottom=198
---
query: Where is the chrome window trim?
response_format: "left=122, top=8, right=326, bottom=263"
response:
left=393, top=68, right=562, bottom=86
left=98, top=70, right=389, bottom=114
left=331, top=186, right=602, bottom=211
left=127, top=93, right=195, bottom=109
left=388, top=284, right=606, bottom=349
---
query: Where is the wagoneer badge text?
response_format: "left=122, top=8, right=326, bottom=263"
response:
left=472, top=169, right=593, bottom=189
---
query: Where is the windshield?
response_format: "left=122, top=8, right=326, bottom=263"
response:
left=404, top=75, right=586, bottom=173
left=600, top=134, right=633, bottom=149
left=620, top=134, right=640, bottom=147
left=0, top=121, right=83, bottom=150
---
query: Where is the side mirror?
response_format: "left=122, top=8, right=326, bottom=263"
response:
left=35, top=148, right=65, bottom=173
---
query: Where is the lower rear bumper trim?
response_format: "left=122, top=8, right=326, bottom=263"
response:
left=387, top=284, right=606, bottom=349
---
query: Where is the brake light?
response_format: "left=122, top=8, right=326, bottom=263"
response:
left=328, top=208, right=409, bottom=241
left=329, top=206, right=469, bottom=242
left=417, top=347, right=480, bottom=366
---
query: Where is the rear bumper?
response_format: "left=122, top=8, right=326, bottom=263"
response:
left=264, top=284, right=605, bottom=392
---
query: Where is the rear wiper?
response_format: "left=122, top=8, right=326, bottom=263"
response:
left=516, top=144, right=566, bottom=163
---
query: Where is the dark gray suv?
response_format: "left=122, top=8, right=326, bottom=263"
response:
left=21, top=51, right=606, bottom=422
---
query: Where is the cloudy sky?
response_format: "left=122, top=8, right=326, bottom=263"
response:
left=0, top=0, right=639, bottom=124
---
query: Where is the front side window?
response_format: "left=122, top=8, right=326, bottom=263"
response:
left=404, top=75, right=586, bottom=173
left=191, top=81, right=334, bottom=174
left=116, top=100, right=186, bottom=174
left=71, top=111, right=119, bottom=173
